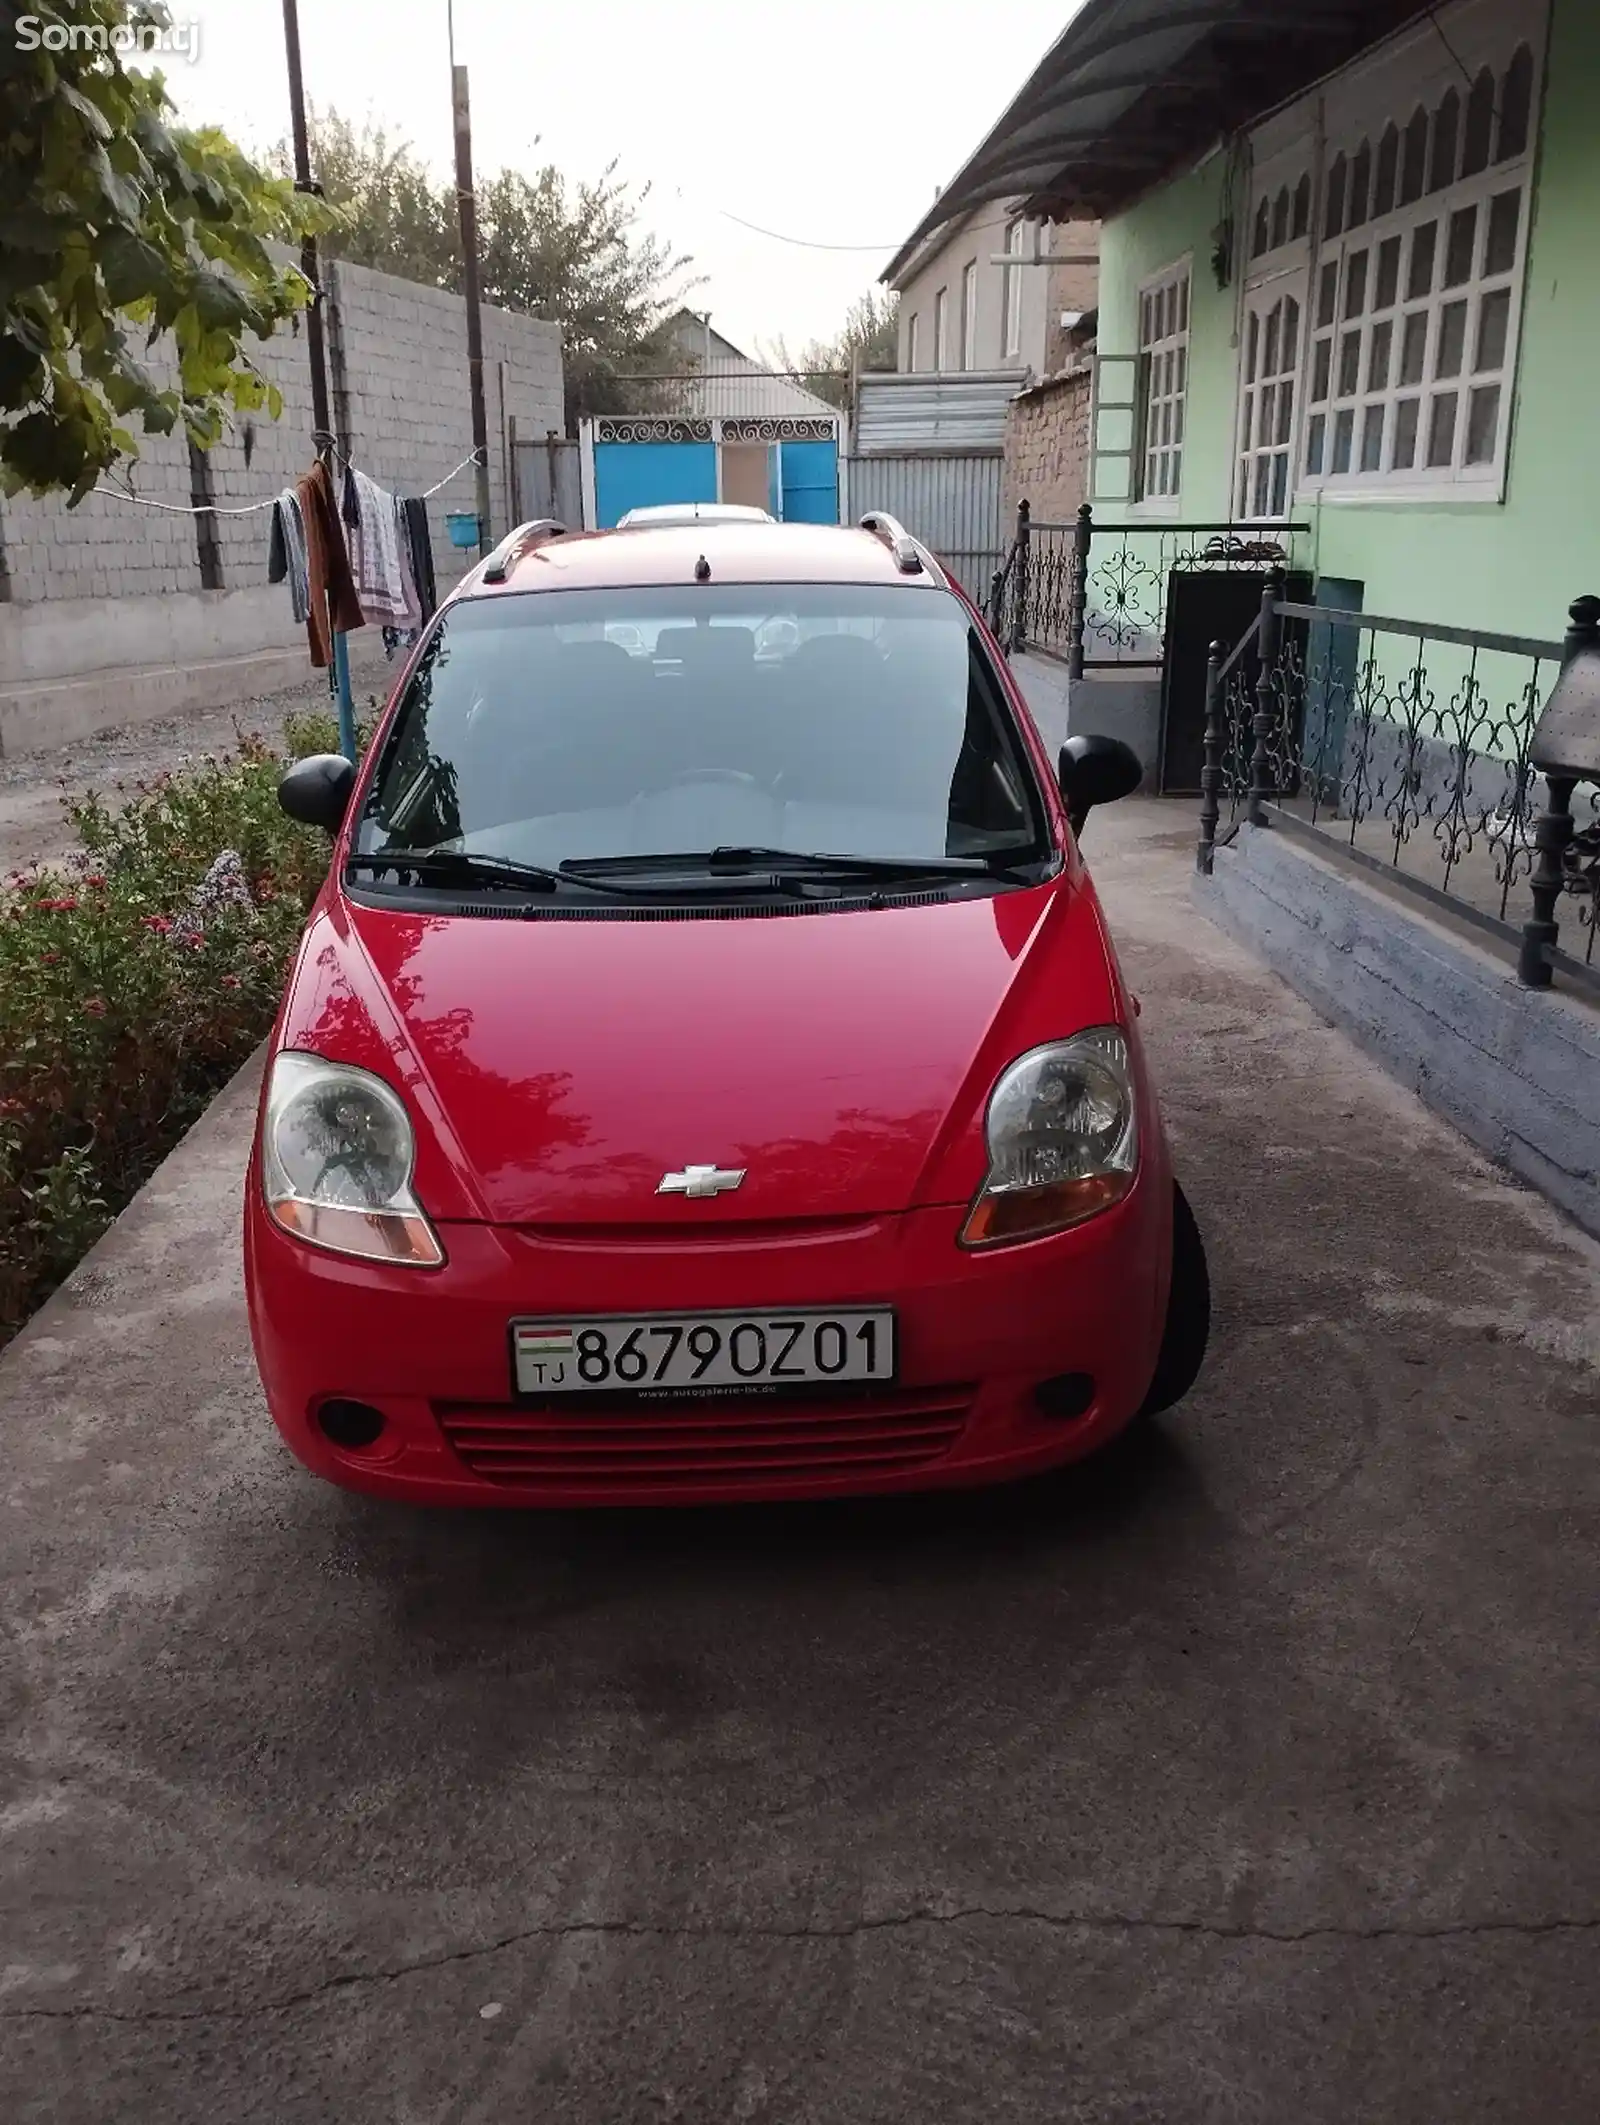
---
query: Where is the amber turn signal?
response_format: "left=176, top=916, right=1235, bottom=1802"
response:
left=959, top=1169, right=1133, bottom=1248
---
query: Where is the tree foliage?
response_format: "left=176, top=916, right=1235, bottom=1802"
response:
left=291, top=112, right=696, bottom=428
left=0, top=1, right=332, bottom=500
left=762, top=290, right=900, bottom=409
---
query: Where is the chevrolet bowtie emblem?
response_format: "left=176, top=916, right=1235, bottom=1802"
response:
left=657, top=1164, right=746, bottom=1198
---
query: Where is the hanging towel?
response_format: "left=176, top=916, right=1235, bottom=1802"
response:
left=342, top=465, right=411, bottom=625
left=400, top=496, right=438, bottom=621
left=295, top=459, right=365, bottom=668
left=267, top=489, right=310, bottom=624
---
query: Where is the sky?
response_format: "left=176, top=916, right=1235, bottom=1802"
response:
left=157, top=0, right=1082, bottom=355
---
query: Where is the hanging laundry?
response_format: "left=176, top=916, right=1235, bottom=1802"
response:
left=267, top=489, right=310, bottom=624
left=342, top=465, right=411, bottom=626
left=295, top=459, right=364, bottom=669
left=400, top=496, right=438, bottom=621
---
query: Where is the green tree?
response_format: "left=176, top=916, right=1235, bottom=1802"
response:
left=292, top=113, right=696, bottom=429
left=763, top=290, right=900, bottom=409
left=0, top=0, right=331, bottom=500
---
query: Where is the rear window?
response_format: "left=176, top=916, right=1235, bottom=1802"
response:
left=355, top=583, right=1046, bottom=871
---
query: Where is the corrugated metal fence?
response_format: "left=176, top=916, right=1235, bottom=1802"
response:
left=853, top=371, right=1025, bottom=455
left=843, top=451, right=1006, bottom=606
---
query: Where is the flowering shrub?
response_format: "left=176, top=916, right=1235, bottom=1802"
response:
left=0, top=728, right=356, bottom=1347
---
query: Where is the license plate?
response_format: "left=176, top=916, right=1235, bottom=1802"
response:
left=511, top=1309, right=897, bottom=1396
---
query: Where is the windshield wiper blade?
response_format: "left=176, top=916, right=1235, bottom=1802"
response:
left=347, top=848, right=563, bottom=892
left=563, top=844, right=1041, bottom=885
left=347, top=847, right=798, bottom=901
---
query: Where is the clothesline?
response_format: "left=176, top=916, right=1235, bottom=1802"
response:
left=89, top=445, right=486, bottom=518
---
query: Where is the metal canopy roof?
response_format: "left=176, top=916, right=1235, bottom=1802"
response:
left=886, top=0, right=1430, bottom=277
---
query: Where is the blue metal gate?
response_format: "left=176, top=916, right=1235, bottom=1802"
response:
left=593, top=440, right=717, bottom=527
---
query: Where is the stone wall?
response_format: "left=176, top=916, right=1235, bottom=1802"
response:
left=0, top=257, right=564, bottom=745
left=1002, top=361, right=1091, bottom=526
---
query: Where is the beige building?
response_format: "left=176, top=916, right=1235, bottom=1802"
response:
left=882, top=207, right=1098, bottom=381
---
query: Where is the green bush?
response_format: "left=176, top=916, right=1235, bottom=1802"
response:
left=0, top=728, right=357, bottom=1346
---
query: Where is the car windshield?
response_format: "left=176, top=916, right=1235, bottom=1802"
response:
left=353, top=583, right=1047, bottom=879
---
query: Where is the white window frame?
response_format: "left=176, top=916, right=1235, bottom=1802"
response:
left=906, top=310, right=920, bottom=372
left=933, top=286, right=949, bottom=372
left=1133, top=257, right=1191, bottom=513
left=1241, top=0, right=1546, bottom=510
left=1003, top=219, right=1026, bottom=358
left=962, top=260, right=979, bottom=368
left=1236, top=268, right=1309, bottom=522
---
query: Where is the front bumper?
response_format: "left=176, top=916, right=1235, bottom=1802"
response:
left=244, top=1179, right=1171, bottom=1507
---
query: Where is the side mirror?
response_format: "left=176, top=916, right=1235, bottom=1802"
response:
left=1057, top=734, right=1142, bottom=834
left=278, top=753, right=356, bottom=834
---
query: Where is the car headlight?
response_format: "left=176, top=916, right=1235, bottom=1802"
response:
left=959, top=1027, right=1138, bottom=1248
left=261, top=1052, right=444, bottom=1266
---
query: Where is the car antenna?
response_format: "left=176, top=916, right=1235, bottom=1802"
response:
left=694, top=554, right=711, bottom=582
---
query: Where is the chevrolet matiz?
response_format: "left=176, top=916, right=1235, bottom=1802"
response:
left=246, top=510, right=1209, bottom=1506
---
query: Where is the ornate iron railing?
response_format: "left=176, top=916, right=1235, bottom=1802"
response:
left=1196, top=579, right=1600, bottom=996
left=988, top=502, right=1311, bottom=673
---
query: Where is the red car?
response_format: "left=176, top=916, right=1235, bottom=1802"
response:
left=246, top=511, right=1208, bottom=1506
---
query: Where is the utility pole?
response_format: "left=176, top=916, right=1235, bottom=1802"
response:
left=451, top=61, right=495, bottom=553
left=280, top=0, right=331, bottom=447
left=281, top=0, right=356, bottom=761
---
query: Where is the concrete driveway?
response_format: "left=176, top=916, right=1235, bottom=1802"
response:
left=3, top=798, right=1598, bottom=2124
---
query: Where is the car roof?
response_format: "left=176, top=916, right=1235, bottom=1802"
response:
left=617, top=502, right=774, bottom=526
left=459, top=521, right=949, bottom=596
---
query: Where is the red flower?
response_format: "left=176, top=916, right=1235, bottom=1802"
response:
left=220, top=974, right=242, bottom=990
left=34, top=895, right=79, bottom=913
left=84, top=997, right=107, bottom=1017
left=142, top=915, right=173, bottom=934
left=39, top=950, right=60, bottom=965
left=85, top=874, right=107, bottom=890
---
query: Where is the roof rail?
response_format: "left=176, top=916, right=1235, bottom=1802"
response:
left=480, top=518, right=567, bottom=584
left=858, top=511, right=925, bottom=575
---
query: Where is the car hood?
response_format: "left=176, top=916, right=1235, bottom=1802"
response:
left=282, top=880, right=1120, bottom=1227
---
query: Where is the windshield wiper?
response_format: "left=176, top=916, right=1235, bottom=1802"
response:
left=347, top=848, right=563, bottom=892
left=346, top=847, right=801, bottom=901
left=562, top=845, right=1043, bottom=886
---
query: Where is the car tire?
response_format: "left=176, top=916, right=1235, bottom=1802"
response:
left=1136, top=1179, right=1210, bottom=1419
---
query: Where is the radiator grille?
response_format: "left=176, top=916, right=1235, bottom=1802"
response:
left=435, top=1386, right=972, bottom=1491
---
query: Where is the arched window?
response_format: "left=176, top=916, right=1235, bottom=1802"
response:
left=1271, top=186, right=1290, bottom=249
left=1348, top=141, right=1372, bottom=228
left=1429, top=89, right=1460, bottom=191
left=1292, top=173, right=1312, bottom=239
left=1325, top=152, right=1348, bottom=239
left=1373, top=124, right=1399, bottom=217
left=1252, top=197, right=1271, bottom=257
left=1400, top=107, right=1428, bottom=204
left=1462, top=68, right=1494, bottom=176
left=1498, top=45, right=1534, bottom=160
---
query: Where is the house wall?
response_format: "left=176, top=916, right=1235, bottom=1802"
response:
left=895, top=213, right=1096, bottom=377
left=1002, top=364, right=1092, bottom=524
left=1092, top=0, right=1597, bottom=643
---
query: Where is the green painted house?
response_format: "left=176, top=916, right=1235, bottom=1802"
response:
left=900, top=0, right=1594, bottom=645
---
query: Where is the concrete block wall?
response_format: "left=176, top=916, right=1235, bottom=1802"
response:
left=0, top=259, right=564, bottom=745
left=1002, top=363, right=1090, bottom=527
left=0, top=334, right=201, bottom=604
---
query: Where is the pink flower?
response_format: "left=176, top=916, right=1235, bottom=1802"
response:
left=84, top=997, right=107, bottom=1017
